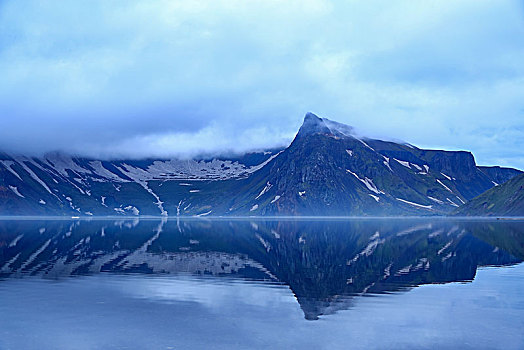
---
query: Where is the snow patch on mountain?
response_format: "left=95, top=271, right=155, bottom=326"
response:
left=88, top=161, right=127, bottom=182
left=346, top=170, right=384, bottom=195
left=437, top=179, right=453, bottom=193
left=440, top=172, right=452, bottom=181
left=1, top=161, right=22, bottom=180
left=255, top=182, right=272, bottom=200
left=382, top=156, right=393, bottom=172
left=9, top=186, right=24, bottom=198
left=17, top=159, right=54, bottom=195
left=9, top=234, right=24, bottom=247
left=124, top=206, right=140, bottom=215
left=116, top=164, right=167, bottom=216
left=428, top=196, right=444, bottom=205
left=446, top=198, right=459, bottom=207
left=393, top=158, right=411, bottom=168
left=412, top=164, right=423, bottom=171
left=248, top=151, right=283, bottom=173
left=396, top=198, right=432, bottom=209
left=369, top=194, right=380, bottom=202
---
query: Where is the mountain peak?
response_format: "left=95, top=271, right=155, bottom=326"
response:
left=296, top=112, right=356, bottom=140
left=296, top=112, right=332, bottom=139
left=304, top=112, right=322, bottom=123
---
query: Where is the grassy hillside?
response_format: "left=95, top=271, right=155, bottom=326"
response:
left=454, top=173, right=524, bottom=216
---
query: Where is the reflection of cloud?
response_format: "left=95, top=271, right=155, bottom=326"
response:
left=119, top=275, right=294, bottom=311
left=0, top=1, right=522, bottom=167
left=1, top=265, right=522, bottom=349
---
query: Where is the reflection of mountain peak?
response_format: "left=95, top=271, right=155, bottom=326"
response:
left=1, top=219, right=522, bottom=320
left=296, top=296, right=354, bottom=321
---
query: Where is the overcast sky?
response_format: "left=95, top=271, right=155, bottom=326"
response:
left=0, top=1, right=523, bottom=168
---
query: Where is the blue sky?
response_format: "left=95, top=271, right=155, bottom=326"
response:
left=0, top=1, right=523, bottom=168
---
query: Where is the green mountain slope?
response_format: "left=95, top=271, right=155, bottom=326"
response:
left=454, top=173, right=524, bottom=216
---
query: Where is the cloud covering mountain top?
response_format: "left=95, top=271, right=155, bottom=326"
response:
left=0, top=1, right=523, bottom=168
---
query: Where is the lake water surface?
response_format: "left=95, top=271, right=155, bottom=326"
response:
left=0, top=218, right=523, bottom=349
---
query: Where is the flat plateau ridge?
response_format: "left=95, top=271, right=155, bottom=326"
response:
left=0, top=113, right=522, bottom=216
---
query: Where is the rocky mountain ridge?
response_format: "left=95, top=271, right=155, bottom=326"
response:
left=0, top=113, right=521, bottom=216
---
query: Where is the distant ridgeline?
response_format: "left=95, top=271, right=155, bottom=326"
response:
left=0, top=113, right=522, bottom=216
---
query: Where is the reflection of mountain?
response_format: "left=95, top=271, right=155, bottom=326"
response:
left=1, top=219, right=522, bottom=320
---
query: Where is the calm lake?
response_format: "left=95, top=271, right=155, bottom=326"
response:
left=0, top=218, right=523, bottom=349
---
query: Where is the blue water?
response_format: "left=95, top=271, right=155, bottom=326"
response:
left=0, top=218, right=523, bottom=349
